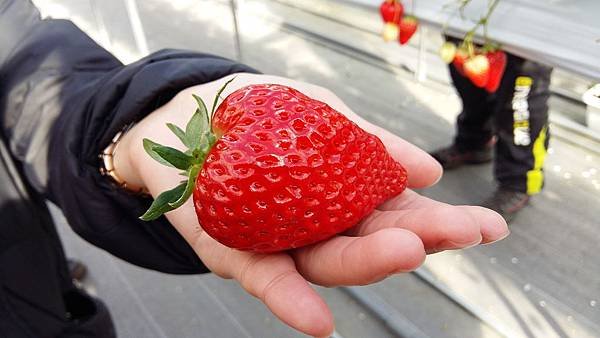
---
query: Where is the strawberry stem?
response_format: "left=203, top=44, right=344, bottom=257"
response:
left=140, top=78, right=236, bottom=221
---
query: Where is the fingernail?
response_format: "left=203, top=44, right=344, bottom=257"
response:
left=482, top=229, right=511, bottom=245
left=478, top=208, right=510, bottom=243
left=437, top=238, right=481, bottom=251
left=461, top=240, right=481, bottom=249
left=430, top=160, right=444, bottom=186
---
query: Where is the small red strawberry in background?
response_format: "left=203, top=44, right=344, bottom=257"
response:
left=382, top=22, right=399, bottom=42
left=452, top=47, right=469, bottom=76
left=439, top=41, right=457, bottom=64
left=464, top=54, right=490, bottom=88
left=398, top=15, right=418, bottom=45
left=379, top=0, right=404, bottom=24
left=484, top=50, right=507, bottom=93
left=141, top=80, right=408, bottom=253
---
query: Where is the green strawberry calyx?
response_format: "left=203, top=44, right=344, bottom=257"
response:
left=139, top=77, right=235, bottom=221
left=402, top=15, right=418, bottom=25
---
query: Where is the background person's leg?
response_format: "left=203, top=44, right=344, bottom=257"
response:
left=492, top=55, right=552, bottom=194
left=482, top=53, right=552, bottom=220
left=430, top=61, right=495, bottom=169
left=451, top=62, right=497, bottom=151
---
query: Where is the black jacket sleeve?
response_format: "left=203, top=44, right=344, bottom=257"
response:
left=0, top=0, right=258, bottom=274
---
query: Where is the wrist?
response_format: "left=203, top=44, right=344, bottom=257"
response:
left=111, top=124, right=147, bottom=193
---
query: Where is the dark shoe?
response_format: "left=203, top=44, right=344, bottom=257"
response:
left=481, top=188, right=530, bottom=222
left=68, top=259, right=88, bottom=281
left=63, top=288, right=116, bottom=337
left=430, top=144, right=492, bottom=170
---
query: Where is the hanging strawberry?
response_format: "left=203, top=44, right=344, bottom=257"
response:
left=464, top=54, right=490, bottom=88
left=452, top=47, right=469, bottom=76
left=439, top=41, right=457, bottom=64
left=439, top=41, right=456, bottom=64
left=484, top=49, right=507, bottom=93
left=382, top=22, right=400, bottom=42
left=398, top=15, right=418, bottom=45
left=379, top=0, right=404, bottom=24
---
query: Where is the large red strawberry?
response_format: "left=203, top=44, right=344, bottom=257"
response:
left=485, top=50, right=507, bottom=93
left=398, top=15, right=418, bottom=45
left=141, top=81, right=408, bottom=253
left=452, top=48, right=469, bottom=76
left=464, top=54, right=490, bottom=88
left=380, top=0, right=403, bottom=24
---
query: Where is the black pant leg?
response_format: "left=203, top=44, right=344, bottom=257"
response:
left=492, top=54, right=553, bottom=194
left=0, top=140, right=115, bottom=337
left=449, top=63, right=496, bottom=151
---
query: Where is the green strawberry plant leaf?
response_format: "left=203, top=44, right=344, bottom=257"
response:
left=185, top=110, right=208, bottom=150
left=152, top=144, right=194, bottom=170
left=192, top=94, right=209, bottom=125
left=166, top=123, right=189, bottom=148
left=169, top=165, right=200, bottom=209
left=143, top=138, right=175, bottom=168
left=139, top=182, right=187, bottom=221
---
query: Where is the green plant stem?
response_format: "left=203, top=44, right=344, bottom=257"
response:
left=465, top=0, right=499, bottom=39
left=460, top=0, right=500, bottom=54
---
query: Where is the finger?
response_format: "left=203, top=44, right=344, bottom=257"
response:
left=293, top=228, right=425, bottom=286
left=457, top=206, right=510, bottom=244
left=349, top=208, right=483, bottom=253
left=234, top=253, right=334, bottom=337
left=379, top=190, right=509, bottom=245
left=193, top=233, right=334, bottom=337
left=351, top=192, right=508, bottom=251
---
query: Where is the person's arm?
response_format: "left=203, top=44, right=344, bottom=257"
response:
left=114, top=73, right=509, bottom=337
left=2, top=22, right=258, bottom=272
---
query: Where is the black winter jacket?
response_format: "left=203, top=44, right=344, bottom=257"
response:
left=0, top=0, right=257, bottom=274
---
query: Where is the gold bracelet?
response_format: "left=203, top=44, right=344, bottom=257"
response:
left=99, top=124, right=150, bottom=196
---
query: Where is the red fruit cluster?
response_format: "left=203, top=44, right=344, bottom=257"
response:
left=452, top=47, right=507, bottom=93
left=379, top=0, right=418, bottom=45
left=451, top=48, right=469, bottom=76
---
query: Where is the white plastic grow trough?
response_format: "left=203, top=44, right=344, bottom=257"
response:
left=583, top=84, right=600, bottom=132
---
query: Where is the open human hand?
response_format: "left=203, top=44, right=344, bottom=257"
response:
left=116, top=73, right=509, bottom=337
